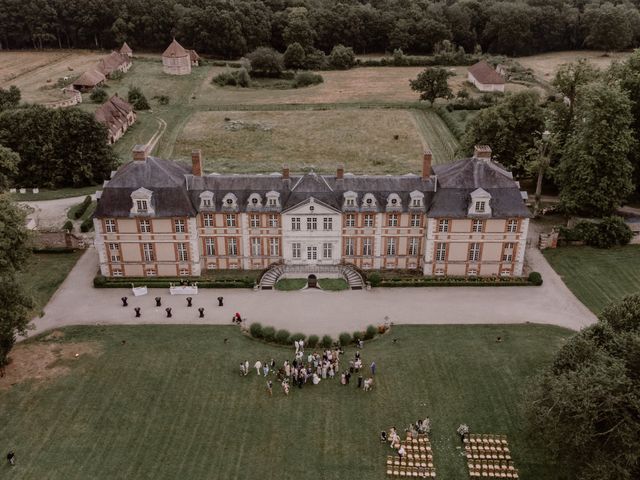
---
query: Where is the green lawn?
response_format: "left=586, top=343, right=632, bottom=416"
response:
left=318, top=278, right=349, bottom=290
left=275, top=278, right=307, bottom=290
left=0, top=324, right=570, bottom=479
left=412, top=109, right=460, bottom=164
left=10, top=185, right=100, bottom=202
left=544, top=245, right=640, bottom=313
left=16, top=251, right=84, bottom=315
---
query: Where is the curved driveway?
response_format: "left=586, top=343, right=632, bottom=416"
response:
left=29, top=245, right=596, bottom=338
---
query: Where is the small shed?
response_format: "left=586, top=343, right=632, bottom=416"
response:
left=120, top=42, right=133, bottom=58
left=72, top=70, right=106, bottom=91
left=467, top=60, right=505, bottom=92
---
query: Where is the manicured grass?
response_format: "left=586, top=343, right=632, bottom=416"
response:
left=318, top=278, right=349, bottom=290
left=0, top=324, right=569, bottom=479
left=15, top=251, right=84, bottom=315
left=544, top=245, right=640, bottom=313
left=10, top=186, right=100, bottom=202
left=275, top=278, right=307, bottom=290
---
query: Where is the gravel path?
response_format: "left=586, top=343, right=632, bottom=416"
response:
left=28, top=243, right=596, bottom=339
left=19, top=194, right=97, bottom=230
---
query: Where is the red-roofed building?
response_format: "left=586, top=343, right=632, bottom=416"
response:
left=95, top=94, right=136, bottom=144
left=467, top=61, right=505, bottom=92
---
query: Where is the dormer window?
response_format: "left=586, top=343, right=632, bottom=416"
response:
left=222, top=193, right=238, bottom=209
left=136, top=200, right=148, bottom=212
left=362, top=193, right=377, bottom=208
left=130, top=187, right=154, bottom=216
left=475, top=201, right=486, bottom=213
left=248, top=193, right=262, bottom=208
left=343, top=191, right=357, bottom=208
left=468, top=188, right=492, bottom=217
left=409, top=190, right=424, bottom=208
left=266, top=191, right=280, bottom=208
left=386, top=193, right=401, bottom=210
left=199, top=191, right=214, bottom=209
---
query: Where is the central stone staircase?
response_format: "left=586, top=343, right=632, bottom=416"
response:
left=258, top=263, right=365, bottom=290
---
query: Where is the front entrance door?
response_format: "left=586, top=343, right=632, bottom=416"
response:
left=307, top=274, right=318, bottom=288
left=306, top=245, right=318, bottom=264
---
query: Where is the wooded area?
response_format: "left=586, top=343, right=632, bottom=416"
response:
left=2, top=0, right=640, bottom=57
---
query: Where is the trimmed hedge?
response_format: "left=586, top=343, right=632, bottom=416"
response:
left=33, top=247, right=78, bottom=253
left=528, top=272, right=543, bottom=286
left=364, top=325, right=377, bottom=340
left=73, top=196, right=92, bottom=219
left=321, top=334, right=333, bottom=348
left=374, top=276, right=537, bottom=287
left=262, top=326, right=276, bottom=342
left=94, top=274, right=255, bottom=288
left=63, top=220, right=73, bottom=232
left=249, top=322, right=263, bottom=338
left=80, top=216, right=93, bottom=232
left=247, top=324, right=387, bottom=346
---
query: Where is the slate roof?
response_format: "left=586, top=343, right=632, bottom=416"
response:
left=95, top=156, right=529, bottom=219
left=94, top=95, right=134, bottom=137
left=163, top=39, right=189, bottom=58
left=468, top=60, right=505, bottom=85
left=73, top=69, right=106, bottom=87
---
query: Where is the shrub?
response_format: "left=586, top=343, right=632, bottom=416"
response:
left=62, top=220, right=73, bottom=232
left=304, top=48, right=329, bottom=70
left=275, top=329, right=291, bottom=344
left=249, top=322, right=263, bottom=338
left=284, top=42, right=306, bottom=70
left=562, top=217, right=633, bottom=248
left=339, top=332, right=352, bottom=346
left=321, top=334, right=333, bottom=348
left=93, top=275, right=106, bottom=287
left=367, top=272, right=381, bottom=287
left=262, top=326, right=276, bottom=342
left=290, top=332, right=306, bottom=343
left=109, top=71, right=124, bottom=81
left=246, top=47, right=283, bottom=77
left=352, top=331, right=363, bottom=343
left=128, top=86, right=149, bottom=110
left=212, top=68, right=251, bottom=88
left=292, top=71, right=323, bottom=88
left=73, top=195, right=92, bottom=219
left=307, top=334, right=319, bottom=347
left=89, top=87, right=108, bottom=103
left=329, top=44, right=356, bottom=70
left=392, top=48, right=408, bottom=66
left=157, top=95, right=169, bottom=105
left=80, top=217, right=93, bottom=232
left=365, top=325, right=377, bottom=340
left=528, top=271, right=543, bottom=286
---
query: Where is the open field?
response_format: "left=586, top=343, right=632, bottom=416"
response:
left=412, top=110, right=460, bottom=163
left=0, top=50, right=106, bottom=103
left=516, top=50, right=631, bottom=83
left=0, top=324, right=570, bottom=479
left=544, top=245, right=640, bottom=313
left=16, top=251, right=84, bottom=315
left=173, top=109, right=426, bottom=174
left=9, top=185, right=100, bottom=201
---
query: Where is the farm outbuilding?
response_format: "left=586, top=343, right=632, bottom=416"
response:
left=95, top=94, right=137, bottom=144
left=467, top=60, right=505, bottom=92
left=97, top=51, right=131, bottom=77
left=162, top=39, right=192, bottom=75
left=72, top=69, right=106, bottom=91
left=189, top=50, right=200, bottom=67
left=120, top=42, right=133, bottom=58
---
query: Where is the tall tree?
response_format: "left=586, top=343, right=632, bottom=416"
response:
left=409, top=67, right=453, bottom=105
left=0, top=145, right=19, bottom=191
left=556, top=82, right=635, bottom=216
left=0, top=86, right=20, bottom=112
left=461, top=90, right=545, bottom=171
left=527, top=294, right=640, bottom=480
left=583, top=2, right=633, bottom=51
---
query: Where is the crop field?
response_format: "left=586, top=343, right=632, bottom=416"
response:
left=0, top=323, right=570, bottom=479
left=0, top=50, right=106, bottom=102
left=172, top=109, right=425, bottom=174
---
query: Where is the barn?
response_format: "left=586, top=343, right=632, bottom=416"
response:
left=467, top=61, right=505, bottom=92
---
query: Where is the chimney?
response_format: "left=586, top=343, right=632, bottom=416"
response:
left=422, top=149, right=433, bottom=180
left=336, top=164, right=344, bottom=180
left=191, top=149, right=203, bottom=176
left=282, top=164, right=290, bottom=180
left=473, top=145, right=492, bottom=160
left=132, top=144, right=147, bottom=162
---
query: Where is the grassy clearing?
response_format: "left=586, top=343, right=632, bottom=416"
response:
left=544, top=245, right=640, bottom=313
left=173, top=109, right=424, bottom=174
left=10, top=186, right=100, bottom=201
left=318, top=278, right=349, bottom=291
left=0, top=324, right=569, bottom=479
left=16, top=251, right=83, bottom=315
left=412, top=109, right=460, bottom=164
left=275, top=278, right=307, bottom=290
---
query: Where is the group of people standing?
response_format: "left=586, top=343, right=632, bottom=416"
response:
left=238, top=339, right=377, bottom=396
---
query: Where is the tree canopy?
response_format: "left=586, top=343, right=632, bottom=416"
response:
left=410, top=67, right=453, bottom=105
left=527, top=294, right=640, bottom=480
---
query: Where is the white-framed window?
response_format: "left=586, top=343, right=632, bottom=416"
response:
left=145, top=268, right=156, bottom=277
left=507, top=219, right=519, bottom=233
left=475, top=201, right=486, bottom=213
left=323, top=242, right=333, bottom=259
left=323, top=217, right=333, bottom=231
left=291, top=217, right=301, bottom=230
left=307, top=217, right=317, bottom=230
left=292, top=242, right=301, bottom=259
left=363, top=194, right=377, bottom=207
left=226, top=214, right=237, bottom=227
left=203, top=213, right=214, bottom=227
left=109, top=243, right=120, bottom=262
left=136, top=199, right=148, bottom=213
left=386, top=238, right=397, bottom=256
left=502, top=252, right=513, bottom=262
left=411, top=214, right=421, bottom=227
left=409, top=237, right=419, bottom=256
left=207, top=263, right=216, bottom=270
left=199, top=191, right=214, bottom=209
left=227, top=238, right=238, bottom=256
left=345, top=214, right=356, bottom=227
left=250, top=214, right=260, bottom=228
left=435, top=268, right=445, bottom=277
left=472, top=219, right=483, bottom=233
left=201, top=197, right=212, bottom=208
left=177, top=243, right=188, bottom=262
left=388, top=214, right=398, bottom=227
left=500, top=269, right=511, bottom=277
left=412, top=198, right=421, bottom=207
left=364, top=214, right=374, bottom=228
left=179, top=268, right=189, bottom=276
left=269, top=238, right=279, bottom=256
left=139, top=219, right=151, bottom=233
left=387, top=193, right=401, bottom=208
left=112, top=268, right=123, bottom=277
left=362, top=238, right=372, bottom=256
left=269, top=214, right=279, bottom=228
left=205, top=238, right=216, bottom=256
left=345, top=197, right=356, bottom=207
left=222, top=193, right=237, bottom=209
left=468, top=269, right=478, bottom=277
left=248, top=194, right=262, bottom=208
left=105, top=219, right=117, bottom=233
left=143, top=243, right=154, bottom=262
left=174, top=219, right=185, bottom=233
left=266, top=191, right=280, bottom=207
left=468, top=243, right=481, bottom=262
left=307, top=245, right=317, bottom=260
left=345, top=238, right=354, bottom=256
left=435, top=242, right=446, bottom=262
left=438, top=219, right=449, bottom=233
left=251, top=238, right=261, bottom=257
